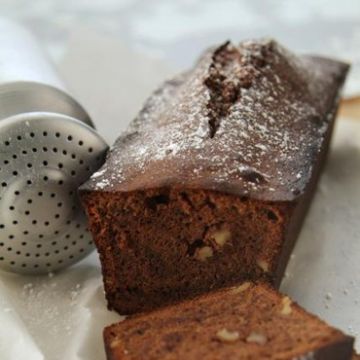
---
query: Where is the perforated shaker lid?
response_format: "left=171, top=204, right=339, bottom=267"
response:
left=0, top=112, right=108, bottom=274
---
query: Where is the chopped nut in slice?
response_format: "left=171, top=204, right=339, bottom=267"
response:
left=195, top=246, right=213, bottom=261
left=211, top=229, right=232, bottom=247
left=231, top=282, right=251, bottom=294
left=246, top=331, right=268, bottom=345
left=216, top=328, right=240, bottom=342
left=257, top=259, right=269, bottom=273
left=110, top=339, right=121, bottom=349
left=281, top=296, right=292, bottom=315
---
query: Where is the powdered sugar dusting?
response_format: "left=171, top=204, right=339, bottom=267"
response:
left=95, top=178, right=111, bottom=189
left=84, top=39, right=347, bottom=201
left=91, top=167, right=107, bottom=178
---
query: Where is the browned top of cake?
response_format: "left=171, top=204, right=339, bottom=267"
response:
left=104, top=282, right=353, bottom=359
left=82, top=39, right=349, bottom=201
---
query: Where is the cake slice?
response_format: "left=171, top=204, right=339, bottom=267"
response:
left=104, top=282, right=354, bottom=360
left=80, top=39, right=349, bottom=314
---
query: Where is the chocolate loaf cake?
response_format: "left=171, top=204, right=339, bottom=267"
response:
left=104, top=282, right=354, bottom=360
left=80, top=39, right=349, bottom=314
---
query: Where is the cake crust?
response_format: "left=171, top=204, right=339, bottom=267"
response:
left=82, top=39, right=348, bottom=202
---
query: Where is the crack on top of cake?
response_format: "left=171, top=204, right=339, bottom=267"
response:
left=204, top=40, right=269, bottom=138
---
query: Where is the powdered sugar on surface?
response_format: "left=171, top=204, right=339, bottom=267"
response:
left=83, top=39, right=347, bottom=201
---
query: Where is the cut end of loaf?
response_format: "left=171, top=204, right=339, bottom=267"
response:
left=81, top=187, right=293, bottom=314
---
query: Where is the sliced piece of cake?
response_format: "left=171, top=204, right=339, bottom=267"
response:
left=104, top=282, right=354, bottom=360
left=80, top=39, right=349, bottom=314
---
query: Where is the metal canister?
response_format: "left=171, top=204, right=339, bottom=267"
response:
left=0, top=19, right=108, bottom=274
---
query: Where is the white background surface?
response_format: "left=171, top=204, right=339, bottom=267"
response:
left=0, top=1, right=360, bottom=359
left=2, top=0, right=360, bottom=100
